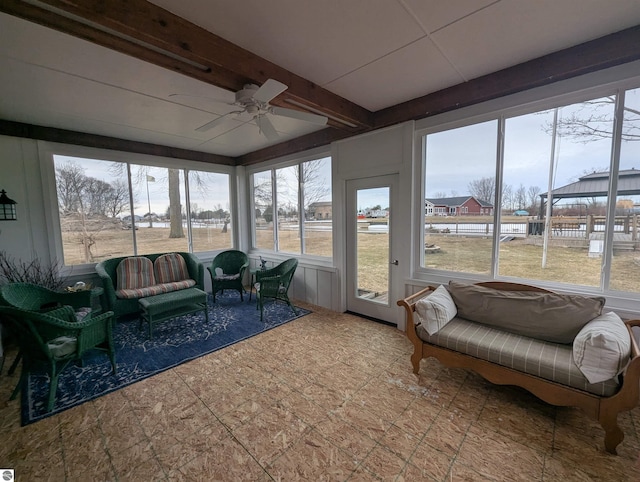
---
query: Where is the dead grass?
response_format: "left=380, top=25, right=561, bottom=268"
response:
left=61, top=220, right=639, bottom=294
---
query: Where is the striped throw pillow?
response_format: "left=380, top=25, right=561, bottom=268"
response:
left=154, top=253, right=189, bottom=284
left=116, top=256, right=156, bottom=290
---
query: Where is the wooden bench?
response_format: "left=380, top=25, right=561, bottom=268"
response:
left=138, top=287, right=208, bottom=339
left=398, top=282, right=640, bottom=454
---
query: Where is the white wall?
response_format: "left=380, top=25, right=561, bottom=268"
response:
left=332, top=121, right=415, bottom=329
left=0, top=135, right=51, bottom=265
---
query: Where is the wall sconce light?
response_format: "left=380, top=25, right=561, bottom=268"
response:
left=0, top=190, right=17, bottom=221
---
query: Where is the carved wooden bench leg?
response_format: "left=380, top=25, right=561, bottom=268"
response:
left=411, top=350, right=421, bottom=374
left=599, top=411, right=624, bottom=455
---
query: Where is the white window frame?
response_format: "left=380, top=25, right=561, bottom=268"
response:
left=38, top=141, right=237, bottom=276
left=412, top=61, right=640, bottom=314
left=246, top=146, right=333, bottom=265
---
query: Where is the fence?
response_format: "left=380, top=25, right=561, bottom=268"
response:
left=424, top=215, right=640, bottom=241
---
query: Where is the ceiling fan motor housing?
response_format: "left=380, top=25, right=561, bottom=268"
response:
left=236, top=84, right=261, bottom=105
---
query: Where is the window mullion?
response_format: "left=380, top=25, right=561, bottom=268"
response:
left=272, top=169, right=278, bottom=251
left=602, top=90, right=626, bottom=290
left=126, top=163, right=138, bottom=255
left=492, top=116, right=506, bottom=277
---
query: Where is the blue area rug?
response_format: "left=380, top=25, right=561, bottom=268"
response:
left=22, top=292, right=310, bottom=425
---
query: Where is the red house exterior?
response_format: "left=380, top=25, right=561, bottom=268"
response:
left=425, top=196, right=493, bottom=216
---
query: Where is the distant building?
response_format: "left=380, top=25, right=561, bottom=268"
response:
left=308, top=201, right=332, bottom=220
left=425, top=196, right=494, bottom=216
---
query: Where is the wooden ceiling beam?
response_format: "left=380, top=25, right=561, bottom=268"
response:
left=1, top=0, right=373, bottom=130
left=0, top=120, right=235, bottom=165
left=375, top=25, right=640, bottom=129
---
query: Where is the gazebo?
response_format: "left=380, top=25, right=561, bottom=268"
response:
left=539, top=169, right=640, bottom=215
left=530, top=169, right=640, bottom=244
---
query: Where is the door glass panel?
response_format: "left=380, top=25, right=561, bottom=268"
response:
left=356, top=187, right=389, bottom=304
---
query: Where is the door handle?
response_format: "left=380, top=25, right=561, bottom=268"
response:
left=390, top=260, right=399, bottom=265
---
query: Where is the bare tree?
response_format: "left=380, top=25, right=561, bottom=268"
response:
left=56, top=161, right=87, bottom=214
left=527, top=185, right=541, bottom=212
left=300, top=159, right=331, bottom=212
left=502, top=184, right=513, bottom=210
left=467, top=177, right=495, bottom=203
left=514, top=184, right=527, bottom=210
left=545, top=96, right=640, bottom=143
left=105, top=180, right=129, bottom=218
left=433, top=191, right=447, bottom=198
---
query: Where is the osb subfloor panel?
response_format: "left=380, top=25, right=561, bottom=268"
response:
left=2, top=303, right=640, bottom=481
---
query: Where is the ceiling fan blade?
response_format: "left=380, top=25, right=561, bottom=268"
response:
left=270, top=106, right=328, bottom=125
left=195, top=113, right=232, bottom=132
left=253, top=79, right=288, bottom=103
left=255, top=115, right=279, bottom=141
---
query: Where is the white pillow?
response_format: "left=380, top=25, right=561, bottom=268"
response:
left=573, top=311, right=631, bottom=384
left=414, top=285, right=457, bottom=335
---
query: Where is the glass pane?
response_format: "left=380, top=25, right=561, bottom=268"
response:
left=253, top=170, right=273, bottom=250
left=276, top=165, right=301, bottom=254
left=189, top=171, right=232, bottom=252
left=356, top=187, right=389, bottom=303
left=129, top=165, right=189, bottom=254
left=53, top=155, right=133, bottom=265
left=423, top=120, right=498, bottom=274
left=302, top=157, right=333, bottom=257
left=610, top=88, right=640, bottom=292
left=500, top=97, right=614, bottom=286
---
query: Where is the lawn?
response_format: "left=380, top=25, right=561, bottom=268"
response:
left=61, top=218, right=639, bottom=295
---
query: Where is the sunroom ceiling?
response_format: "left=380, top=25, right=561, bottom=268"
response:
left=0, top=1, right=639, bottom=163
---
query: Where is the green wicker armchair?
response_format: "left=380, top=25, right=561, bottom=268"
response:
left=208, top=250, right=249, bottom=302
left=0, top=305, right=116, bottom=412
left=0, top=282, right=93, bottom=312
left=255, top=258, right=298, bottom=321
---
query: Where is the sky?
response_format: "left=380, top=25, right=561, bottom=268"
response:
left=425, top=88, right=640, bottom=207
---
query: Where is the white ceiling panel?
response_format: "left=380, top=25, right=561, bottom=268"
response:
left=1, top=3, right=639, bottom=159
left=403, top=0, right=497, bottom=33
left=326, top=37, right=465, bottom=111
left=0, top=13, right=234, bottom=112
left=150, top=0, right=426, bottom=86
left=433, top=0, right=640, bottom=81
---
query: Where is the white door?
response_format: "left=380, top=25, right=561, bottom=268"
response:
left=346, top=174, right=400, bottom=323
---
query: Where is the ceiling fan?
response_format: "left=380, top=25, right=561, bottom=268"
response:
left=189, top=79, right=328, bottom=141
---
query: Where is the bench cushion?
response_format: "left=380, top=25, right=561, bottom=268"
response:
left=447, top=281, right=605, bottom=344
left=154, top=253, right=189, bottom=284
left=416, top=317, right=619, bottom=396
left=116, top=279, right=196, bottom=299
left=116, top=256, right=155, bottom=291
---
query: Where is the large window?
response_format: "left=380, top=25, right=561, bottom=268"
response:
left=424, top=121, right=498, bottom=274
left=421, top=85, right=640, bottom=296
left=251, top=156, right=332, bottom=257
left=53, top=154, right=232, bottom=266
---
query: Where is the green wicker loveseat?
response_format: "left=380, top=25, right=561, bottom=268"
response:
left=95, top=252, right=204, bottom=320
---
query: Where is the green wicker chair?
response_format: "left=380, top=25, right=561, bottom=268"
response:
left=255, top=258, right=298, bottom=321
left=0, top=282, right=93, bottom=312
left=208, top=250, right=249, bottom=302
left=0, top=282, right=96, bottom=376
left=0, top=305, right=116, bottom=412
